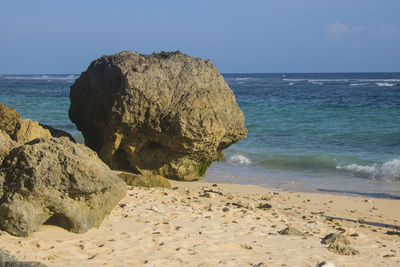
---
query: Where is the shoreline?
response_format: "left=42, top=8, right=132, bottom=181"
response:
left=1, top=179, right=399, bottom=266
left=204, top=163, right=400, bottom=200
left=203, top=178, right=400, bottom=200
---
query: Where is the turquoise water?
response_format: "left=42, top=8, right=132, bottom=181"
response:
left=1, top=73, right=400, bottom=197
left=0, top=74, right=81, bottom=142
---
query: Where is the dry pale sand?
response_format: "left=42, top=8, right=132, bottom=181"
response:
left=0, top=179, right=399, bottom=267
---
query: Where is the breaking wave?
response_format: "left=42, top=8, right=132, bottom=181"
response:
left=224, top=152, right=400, bottom=181
left=375, top=82, right=395, bottom=87
left=337, top=158, right=400, bottom=180
left=226, top=154, right=252, bottom=164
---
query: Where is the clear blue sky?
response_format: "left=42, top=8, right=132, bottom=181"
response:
left=0, top=0, right=399, bottom=74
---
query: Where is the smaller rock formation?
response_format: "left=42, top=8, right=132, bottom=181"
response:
left=327, top=243, right=360, bottom=256
left=0, top=102, right=74, bottom=144
left=0, top=249, right=17, bottom=263
left=0, top=137, right=126, bottom=237
left=257, top=203, right=272, bottom=209
left=321, top=233, right=350, bottom=245
left=278, top=226, right=305, bottom=236
left=116, top=172, right=171, bottom=188
left=321, top=232, right=358, bottom=256
left=0, top=102, right=51, bottom=143
left=0, top=248, right=47, bottom=266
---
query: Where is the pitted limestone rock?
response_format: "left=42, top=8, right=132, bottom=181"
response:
left=0, top=130, right=17, bottom=164
left=0, top=137, right=126, bottom=237
left=69, top=51, right=247, bottom=181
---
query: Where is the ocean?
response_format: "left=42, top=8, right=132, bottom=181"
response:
left=1, top=73, right=399, bottom=198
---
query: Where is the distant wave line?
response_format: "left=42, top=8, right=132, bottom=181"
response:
left=283, top=78, right=400, bottom=83
left=4, top=75, right=77, bottom=80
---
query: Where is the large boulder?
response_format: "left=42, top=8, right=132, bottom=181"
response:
left=69, top=51, right=247, bottom=181
left=0, top=137, right=126, bottom=237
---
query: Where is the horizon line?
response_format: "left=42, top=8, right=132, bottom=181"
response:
left=1, top=71, right=399, bottom=75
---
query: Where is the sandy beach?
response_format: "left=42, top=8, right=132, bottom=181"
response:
left=1, top=1, right=399, bottom=266
left=0, top=178, right=399, bottom=267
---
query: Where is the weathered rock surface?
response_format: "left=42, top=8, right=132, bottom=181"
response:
left=117, top=172, right=171, bottom=188
left=0, top=130, right=18, bottom=164
left=0, top=131, right=18, bottom=198
left=0, top=137, right=126, bottom=237
left=69, top=51, right=247, bottom=181
left=0, top=102, right=51, bottom=143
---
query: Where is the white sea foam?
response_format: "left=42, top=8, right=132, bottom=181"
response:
left=310, top=81, right=323, bottom=85
left=337, top=158, right=400, bottom=180
left=375, top=82, right=395, bottom=87
left=4, top=75, right=77, bottom=80
left=309, top=79, right=349, bottom=82
left=288, top=82, right=295, bottom=86
left=235, top=78, right=252, bottom=81
left=283, top=78, right=400, bottom=84
left=227, top=154, right=252, bottom=164
left=350, top=83, right=369, bottom=86
left=283, top=78, right=306, bottom=82
left=358, top=79, right=400, bottom=82
left=283, top=78, right=349, bottom=82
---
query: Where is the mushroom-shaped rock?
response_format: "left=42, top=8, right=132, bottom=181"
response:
left=69, top=51, right=247, bottom=181
left=0, top=137, right=126, bottom=237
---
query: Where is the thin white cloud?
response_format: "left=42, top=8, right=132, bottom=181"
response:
left=326, top=22, right=398, bottom=39
left=377, top=23, right=397, bottom=34
left=350, top=25, right=365, bottom=33
left=326, top=22, right=350, bottom=36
